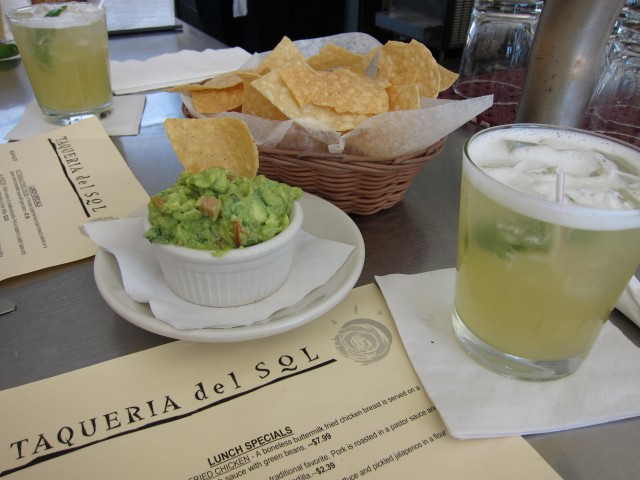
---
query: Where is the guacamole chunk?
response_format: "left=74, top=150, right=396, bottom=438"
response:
left=144, top=168, right=302, bottom=254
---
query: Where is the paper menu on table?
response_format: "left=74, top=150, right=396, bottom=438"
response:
left=0, top=284, right=560, bottom=479
left=0, top=117, right=149, bottom=281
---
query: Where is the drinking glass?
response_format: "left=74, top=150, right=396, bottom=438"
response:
left=452, top=124, right=640, bottom=380
left=6, top=2, right=112, bottom=125
left=454, top=0, right=543, bottom=106
left=585, top=20, right=640, bottom=147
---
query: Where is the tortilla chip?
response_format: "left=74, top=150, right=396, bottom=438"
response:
left=276, top=63, right=319, bottom=107
left=387, top=83, right=421, bottom=111
left=280, top=65, right=389, bottom=115
left=201, top=72, right=244, bottom=89
left=388, top=69, right=418, bottom=86
left=437, top=64, right=459, bottom=92
left=307, top=43, right=366, bottom=71
left=313, top=68, right=389, bottom=115
left=352, top=45, right=380, bottom=74
left=164, top=118, right=258, bottom=178
left=377, top=40, right=441, bottom=98
left=192, top=83, right=244, bottom=113
left=233, top=70, right=262, bottom=83
left=251, top=70, right=304, bottom=120
left=165, top=83, right=214, bottom=93
left=302, top=104, right=370, bottom=133
left=242, top=81, right=288, bottom=121
left=257, top=36, right=306, bottom=74
left=166, top=73, right=243, bottom=93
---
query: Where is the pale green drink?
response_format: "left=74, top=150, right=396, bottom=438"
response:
left=7, top=3, right=112, bottom=124
left=453, top=125, right=640, bottom=380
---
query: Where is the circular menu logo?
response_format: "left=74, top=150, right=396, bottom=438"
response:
left=334, top=319, right=392, bottom=365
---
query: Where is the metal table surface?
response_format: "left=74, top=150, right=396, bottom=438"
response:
left=1, top=20, right=639, bottom=480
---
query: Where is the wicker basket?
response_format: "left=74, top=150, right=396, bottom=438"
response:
left=257, top=138, right=446, bottom=215
left=181, top=104, right=447, bottom=215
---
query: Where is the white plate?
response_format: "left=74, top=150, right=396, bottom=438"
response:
left=94, top=192, right=365, bottom=342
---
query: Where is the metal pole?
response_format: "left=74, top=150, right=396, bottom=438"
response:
left=516, top=0, right=626, bottom=126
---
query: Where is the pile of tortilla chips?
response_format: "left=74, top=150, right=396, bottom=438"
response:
left=168, top=37, right=458, bottom=133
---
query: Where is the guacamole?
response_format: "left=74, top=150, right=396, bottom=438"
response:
left=144, top=168, right=302, bottom=254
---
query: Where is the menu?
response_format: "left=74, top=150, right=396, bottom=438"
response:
left=0, top=117, right=149, bottom=281
left=0, top=284, right=561, bottom=479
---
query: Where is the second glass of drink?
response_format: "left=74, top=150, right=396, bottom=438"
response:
left=7, top=2, right=113, bottom=125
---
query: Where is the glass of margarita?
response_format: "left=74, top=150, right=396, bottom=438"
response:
left=7, top=2, right=112, bottom=125
left=453, top=124, right=640, bottom=380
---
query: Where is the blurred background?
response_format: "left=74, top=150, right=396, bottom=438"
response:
left=0, top=0, right=480, bottom=71
left=176, top=0, right=471, bottom=69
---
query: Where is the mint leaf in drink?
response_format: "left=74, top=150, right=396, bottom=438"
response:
left=44, top=5, right=68, bottom=17
left=472, top=223, right=513, bottom=260
left=474, top=218, right=552, bottom=259
left=32, top=28, right=55, bottom=69
left=506, top=140, right=538, bottom=152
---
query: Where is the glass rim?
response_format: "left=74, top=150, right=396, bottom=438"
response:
left=463, top=123, right=640, bottom=230
left=6, top=2, right=105, bottom=24
left=473, top=0, right=544, bottom=15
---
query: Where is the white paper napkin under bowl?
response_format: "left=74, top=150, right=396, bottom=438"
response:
left=376, top=268, right=640, bottom=439
left=83, top=216, right=355, bottom=329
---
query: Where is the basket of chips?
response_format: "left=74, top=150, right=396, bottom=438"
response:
left=174, top=33, right=493, bottom=215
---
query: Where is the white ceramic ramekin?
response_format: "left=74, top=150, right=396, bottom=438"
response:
left=146, top=201, right=302, bottom=307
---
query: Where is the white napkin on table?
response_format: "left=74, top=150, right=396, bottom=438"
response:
left=376, top=268, right=640, bottom=439
left=4, top=95, right=146, bottom=141
left=83, top=216, right=355, bottom=329
left=110, top=47, right=252, bottom=95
